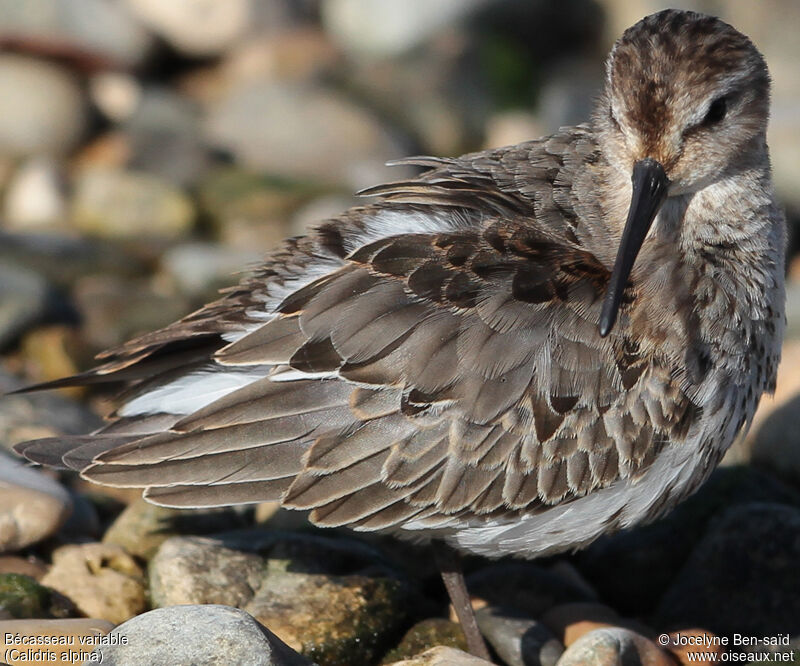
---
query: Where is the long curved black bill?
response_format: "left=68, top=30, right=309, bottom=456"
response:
left=598, top=158, right=669, bottom=337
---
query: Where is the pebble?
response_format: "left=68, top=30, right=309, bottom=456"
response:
left=160, top=242, right=262, bottom=297
left=41, top=543, right=146, bottom=624
left=0, top=55, right=87, bottom=156
left=322, top=0, right=489, bottom=58
left=0, top=261, right=50, bottom=350
left=0, top=370, right=102, bottom=452
left=3, top=157, right=67, bottom=230
left=86, top=604, right=312, bottom=666
left=103, top=498, right=247, bottom=561
left=125, top=0, right=254, bottom=57
left=124, top=88, right=209, bottom=187
left=246, top=570, right=406, bottom=665
left=103, top=497, right=245, bottom=560
left=148, top=536, right=265, bottom=609
left=654, top=502, right=800, bottom=637
left=383, top=645, right=494, bottom=666
left=557, top=627, right=673, bottom=666
left=204, top=81, right=407, bottom=189
left=0, top=618, right=114, bottom=666
left=71, top=274, right=191, bottom=352
left=88, top=71, right=141, bottom=123
left=0, top=455, right=71, bottom=553
left=70, top=167, right=195, bottom=239
left=0, top=0, right=152, bottom=68
left=475, top=606, right=563, bottom=666
left=540, top=601, right=622, bottom=646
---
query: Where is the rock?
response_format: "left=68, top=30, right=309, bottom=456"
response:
left=654, top=502, right=800, bottom=637
left=0, top=556, right=48, bottom=580
left=466, top=562, right=595, bottom=618
left=18, top=326, right=83, bottom=398
left=41, top=543, right=146, bottom=624
left=87, top=605, right=311, bottom=665
left=125, top=0, right=253, bottom=57
left=71, top=274, right=191, bottom=352
left=573, top=465, right=800, bottom=615
left=71, top=167, right=195, bottom=239
left=0, top=0, right=152, bottom=68
left=662, top=629, right=726, bottom=666
left=0, top=370, right=102, bottom=452
left=160, top=242, right=262, bottom=297
left=540, top=602, right=622, bottom=647
left=0, top=55, right=87, bottom=156
left=3, top=156, right=67, bottom=230
left=321, top=0, right=489, bottom=58
left=246, top=571, right=406, bottom=665
left=383, top=645, right=494, bottom=666
left=149, top=537, right=265, bottom=609
left=88, top=71, right=141, bottom=123
left=751, top=392, right=800, bottom=489
left=557, top=627, right=673, bottom=666
left=58, top=489, right=101, bottom=541
left=103, top=498, right=248, bottom=560
left=0, top=230, right=146, bottom=290
left=124, top=88, right=210, bottom=187
left=0, top=574, right=51, bottom=619
left=0, top=618, right=113, bottom=666
left=197, top=167, right=300, bottom=249
left=475, top=606, right=563, bottom=666
left=0, top=455, right=72, bottom=553
left=149, top=531, right=408, bottom=665
left=0, top=261, right=51, bottom=350
left=204, top=81, right=408, bottom=189
left=382, top=619, right=467, bottom=663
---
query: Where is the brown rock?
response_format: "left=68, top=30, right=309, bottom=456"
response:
left=540, top=601, right=620, bottom=646
left=41, top=543, right=145, bottom=624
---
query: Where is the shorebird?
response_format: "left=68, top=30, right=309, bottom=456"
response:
left=15, top=9, right=785, bottom=660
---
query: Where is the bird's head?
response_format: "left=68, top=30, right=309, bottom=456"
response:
left=594, top=9, right=771, bottom=336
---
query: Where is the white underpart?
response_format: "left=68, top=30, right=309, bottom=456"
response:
left=122, top=207, right=474, bottom=417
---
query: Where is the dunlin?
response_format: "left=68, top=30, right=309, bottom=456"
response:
left=15, top=9, right=785, bottom=659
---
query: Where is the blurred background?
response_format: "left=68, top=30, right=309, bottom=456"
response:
left=0, top=3, right=799, bottom=659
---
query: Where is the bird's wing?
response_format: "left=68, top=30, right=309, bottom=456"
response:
left=15, top=131, right=698, bottom=530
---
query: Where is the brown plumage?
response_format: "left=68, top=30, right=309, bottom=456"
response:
left=13, top=10, right=786, bottom=657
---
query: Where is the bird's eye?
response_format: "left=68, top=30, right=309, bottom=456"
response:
left=703, top=96, right=727, bottom=126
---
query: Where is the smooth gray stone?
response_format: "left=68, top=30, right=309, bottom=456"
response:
left=476, top=606, right=563, bottom=666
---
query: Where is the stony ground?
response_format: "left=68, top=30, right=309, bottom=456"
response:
left=0, top=1, right=799, bottom=665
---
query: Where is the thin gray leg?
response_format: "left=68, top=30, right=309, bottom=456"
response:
left=433, top=541, right=492, bottom=661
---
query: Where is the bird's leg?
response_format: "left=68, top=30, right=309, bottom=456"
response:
left=432, top=541, right=491, bottom=661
